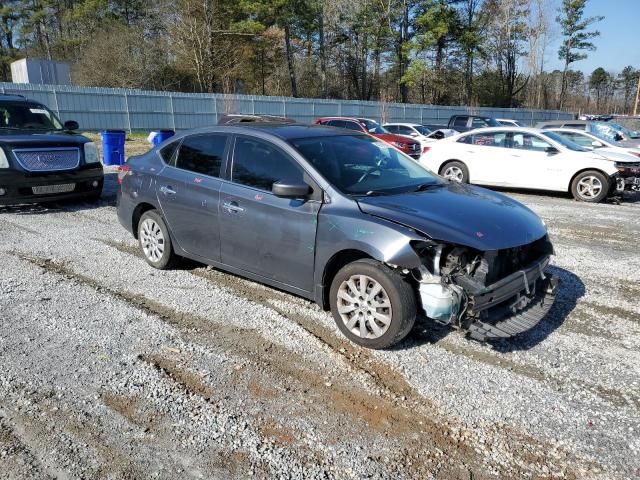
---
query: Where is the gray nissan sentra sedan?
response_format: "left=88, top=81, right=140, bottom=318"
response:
left=117, top=124, right=557, bottom=349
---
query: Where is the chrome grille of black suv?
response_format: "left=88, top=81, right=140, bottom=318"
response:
left=13, top=148, right=80, bottom=172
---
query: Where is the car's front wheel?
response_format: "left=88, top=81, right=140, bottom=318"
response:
left=571, top=170, right=609, bottom=203
left=137, top=210, right=176, bottom=269
left=440, top=161, right=469, bottom=183
left=329, top=259, right=416, bottom=349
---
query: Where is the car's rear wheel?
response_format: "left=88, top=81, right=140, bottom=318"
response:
left=329, top=259, right=416, bottom=349
left=571, top=170, right=609, bottom=203
left=440, top=161, right=469, bottom=183
left=138, top=210, right=176, bottom=269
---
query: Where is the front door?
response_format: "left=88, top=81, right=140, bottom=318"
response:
left=219, top=136, right=320, bottom=292
left=156, top=133, right=228, bottom=262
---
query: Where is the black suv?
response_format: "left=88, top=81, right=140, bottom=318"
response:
left=0, top=94, right=103, bottom=205
left=448, top=115, right=501, bottom=132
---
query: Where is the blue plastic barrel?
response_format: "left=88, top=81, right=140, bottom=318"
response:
left=101, top=130, right=126, bottom=166
left=151, top=129, right=175, bottom=147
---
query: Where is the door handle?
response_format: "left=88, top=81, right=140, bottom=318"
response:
left=160, top=185, right=176, bottom=195
left=223, top=201, right=244, bottom=213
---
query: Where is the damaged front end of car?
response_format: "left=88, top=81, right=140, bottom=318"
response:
left=408, top=235, right=558, bottom=341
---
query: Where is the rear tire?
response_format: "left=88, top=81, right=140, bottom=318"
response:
left=329, top=259, right=416, bottom=349
left=137, top=210, right=176, bottom=269
left=570, top=170, right=609, bottom=203
left=440, top=161, right=469, bottom=183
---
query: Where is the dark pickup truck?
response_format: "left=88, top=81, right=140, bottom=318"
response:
left=448, top=115, right=501, bottom=132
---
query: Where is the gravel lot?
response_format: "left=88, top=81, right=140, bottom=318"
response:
left=1, top=168, right=639, bottom=479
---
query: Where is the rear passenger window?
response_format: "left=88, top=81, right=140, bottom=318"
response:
left=175, top=134, right=227, bottom=177
left=453, top=116, right=468, bottom=128
left=232, top=137, right=304, bottom=191
left=159, top=141, right=179, bottom=164
left=343, top=121, right=363, bottom=131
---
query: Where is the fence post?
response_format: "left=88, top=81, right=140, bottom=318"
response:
left=169, top=94, right=176, bottom=130
left=52, top=88, right=61, bottom=119
left=252, top=97, right=256, bottom=114
left=213, top=95, right=218, bottom=124
left=124, top=91, right=132, bottom=133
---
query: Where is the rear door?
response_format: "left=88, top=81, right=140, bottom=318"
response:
left=219, top=136, right=320, bottom=292
left=156, top=133, right=228, bottom=261
left=507, top=132, right=564, bottom=189
left=456, top=131, right=511, bottom=185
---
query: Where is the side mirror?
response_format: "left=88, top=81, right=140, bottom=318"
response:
left=591, top=140, right=604, bottom=148
left=545, top=146, right=559, bottom=155
left=272, top=181, right=311, bottom=198
left=64, top=120, right=79, bottom=131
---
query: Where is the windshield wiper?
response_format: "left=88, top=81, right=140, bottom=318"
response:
left=412, top=182, right=442, bottom=192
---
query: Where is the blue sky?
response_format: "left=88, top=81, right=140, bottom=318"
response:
left=545, top=0, right=640, bottom=75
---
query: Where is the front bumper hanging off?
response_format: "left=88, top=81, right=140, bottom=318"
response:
left=464, top=256, right=558, bottom=341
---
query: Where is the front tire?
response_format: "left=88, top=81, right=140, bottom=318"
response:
left=440, top=161, right=469, bottom=183
left=571, top=170, right=609, bottom=203
left=137, top=210, right=176, bottom=269
left=329, top=259, right=416, bottom=349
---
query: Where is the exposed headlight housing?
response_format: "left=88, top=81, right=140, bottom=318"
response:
left=84, top=142, right=99, bottom=164
left=0, top=148, right=8, bottom=168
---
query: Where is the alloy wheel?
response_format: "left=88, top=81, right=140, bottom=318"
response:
left=140, top=218, right=165, bottom=262
left=336, top=275, right=393, bottom=339
left=576, top=175, right=603, bottom=200
left=443, top=166, right=464, bottom=182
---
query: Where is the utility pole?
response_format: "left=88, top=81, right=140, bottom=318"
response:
left=634, top=72, right=640, bottom=116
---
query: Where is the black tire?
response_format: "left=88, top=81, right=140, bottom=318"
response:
left=329, top=259, right=417, bottom=349
left=137, top=210, right=176, bottom=269
left=439, top=161, right=469, bottom=183
left=570, top=170, right=610, bottom=203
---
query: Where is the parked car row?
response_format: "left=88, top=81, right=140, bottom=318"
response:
left=4, top=91, right=636, bottom=350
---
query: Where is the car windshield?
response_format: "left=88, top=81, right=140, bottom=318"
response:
left=0, top=102, right=63, bottom=131
left=589, top=122, right=622, bottom=142
left=358, top=119, right=389, bottom=135
left=608, top=122, right=638, bottom=138
left=415, top=125, right=431, bottom=135
left=290, top=134, right=441, bottom=195
left=542, top=131, right=590, bottom=152
left=484, top=117, right=502, bottom=127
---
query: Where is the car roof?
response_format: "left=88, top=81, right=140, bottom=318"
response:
left=536, top=120, right=588, bottom=126
left=456, top=126, right=543, bottom=135
left=316, top=116, right=362, bottom=122
left=0, top=94, right=28, bottom=102
left=383, top=122, right=422, bottom=127
left=178, top=123, right=365, bottom=141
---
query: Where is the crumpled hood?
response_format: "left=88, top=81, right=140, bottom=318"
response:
left=595, top=148, right=640, bottom=163
left=356, top=182, right=547, bottom=251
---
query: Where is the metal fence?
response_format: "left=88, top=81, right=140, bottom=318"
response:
left=1, top=82, right=574, bottom=132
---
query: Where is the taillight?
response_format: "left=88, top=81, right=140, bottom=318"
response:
left=117, top=165, right=131, bottom=185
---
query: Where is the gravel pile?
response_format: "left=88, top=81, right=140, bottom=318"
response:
left=0, top=176, right=638, bottom=479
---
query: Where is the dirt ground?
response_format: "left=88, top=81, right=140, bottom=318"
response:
left=0, top=165, right=639, bottom=479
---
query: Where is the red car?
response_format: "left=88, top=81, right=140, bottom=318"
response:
left=314, top=117, right=422, bottom=159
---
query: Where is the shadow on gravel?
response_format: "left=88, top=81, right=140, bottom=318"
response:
left=391, top=265, right=585, bottom=352
left=488, top=266, right=585, bottom=353
left=0, top=173, right=118, bottom=215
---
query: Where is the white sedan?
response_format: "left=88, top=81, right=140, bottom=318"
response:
left=545, top=128, right=640, bottom=159
left=419, top=127, right=635, bottom=202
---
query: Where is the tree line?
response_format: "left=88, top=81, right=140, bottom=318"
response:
left=0, top=0, right=638, bottom=113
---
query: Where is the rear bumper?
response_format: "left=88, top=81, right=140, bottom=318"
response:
left=464, top=255, right=558, bottom=341
left=0, top=166, right=103, bottom=205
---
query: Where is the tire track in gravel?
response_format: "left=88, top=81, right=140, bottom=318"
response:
left=0, top=411, right=58, bottom=480
left=10, top=250, right=587, bottom=479
left=98, top=238, right=640, bottom=417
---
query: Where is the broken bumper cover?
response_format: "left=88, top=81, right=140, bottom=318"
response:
left=465, top=255, right=558, bottom=341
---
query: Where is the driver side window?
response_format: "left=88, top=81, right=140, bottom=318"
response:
left=232, top=137, right=304, bottom=191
